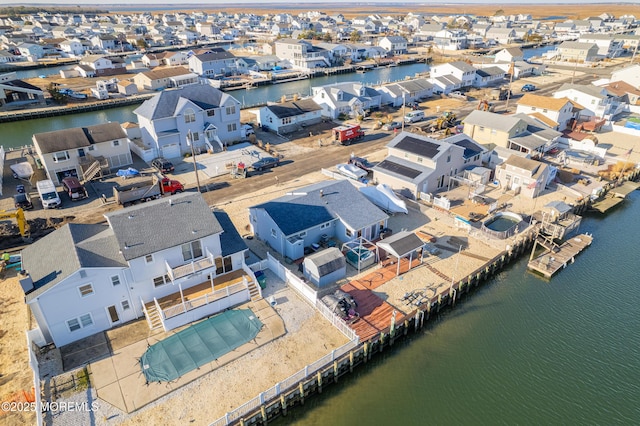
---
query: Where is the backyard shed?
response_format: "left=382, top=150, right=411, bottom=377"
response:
left=303, top=247, right=347, bottom=287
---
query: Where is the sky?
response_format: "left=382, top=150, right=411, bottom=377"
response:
left=7, top=0, right=640, bottom=5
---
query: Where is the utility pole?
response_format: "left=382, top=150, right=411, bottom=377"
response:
left=504, top=61, right=514, bottom=111
left=187, top=130, right=201, bottom=193
left=401, top=93, right=406, bottom=132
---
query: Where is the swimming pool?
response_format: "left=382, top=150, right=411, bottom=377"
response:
left=481, top=212, right=524, bottom=239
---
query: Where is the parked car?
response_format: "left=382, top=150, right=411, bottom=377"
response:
left=521, top=84, right=536, bottom=92
left=252, top=157, right=280, bottom=171
left=151, top=157, right=175, bottom=174
left=242, top=124, right=255, bottom=136
left=382, top=121, right=402, bottom=131
left=14, top=192, right=33, bottom=210
left=348, top=156, right=375, bottom=172
left=61, top=177, right=88, bottom=201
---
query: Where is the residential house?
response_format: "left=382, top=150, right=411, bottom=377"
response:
left=188, top=49, right=238, bottom=77
left=578, top=34, right=623, bottom=58
left=494, top=47, right=524, bottom=63
left=274, top=38, right=330, bottom=70
left=603, top=81, right=640, bottom=107
left=553, top=83, right=620, bottom=118
left=132, top=66, right=199, bottom=91
left=372, top=132, right=486, bottom=199
left=16, top=42, right=45, bottom=60
left=32, top=122, right=132, bottom=184
left=311, top=81, right=382, bottom=119
left=79, top=55, right=126, bottom=76
left=486, top=27, right=516, bottom=44
left=428, top=61, right=476, bottom=91
left=462, top=110, right=561, bottom=157
left=473, top=66, right=506, bottom=87
left=416, top=23, right=445, bottom=40
left=494, top=155, right=550, bottom=198
left=134, top=83, right=242, bottom=158
left=433, top=29, right=468, bottom=50
left=610, top=64, right=640, bottom=89
left=516, top=93, right=584, bottom=131
left=555, top=41, right=599, bottom=62
left=378, top=36, right=408, bottom=55
left=21, top=192, right=252, bottom=347
left=59, top=38, right=85, bottom=57
left=117, top=80, right=138, bottom=96
left=253, top=98, right=323, bottom=134
left=0, top=72, right=45, bottom=110
left=377, top=78, right=433, bottom=107
left=91, top=34, right=119, bottom=51
left=249, top=179, right=389, bottom=260
left=554, top=22, right=576, bottom=35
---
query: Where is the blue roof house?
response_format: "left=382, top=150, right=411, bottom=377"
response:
left=249, top=180, right=389, bottom=261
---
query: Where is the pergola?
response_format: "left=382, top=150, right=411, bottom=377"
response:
left=376, top=231, right=426, bottom=276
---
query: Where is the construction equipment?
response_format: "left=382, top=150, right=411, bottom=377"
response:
left=113, top=174, right=184, bottom=206
left=434, top=111, right=457, bottom=130
left=0, top=208, right=31, bottom=241
left=333, top=124, right=365, bottom=145
left=490, top=86, right=511, bottom=101
left=477, top=99, right=495, bottom=111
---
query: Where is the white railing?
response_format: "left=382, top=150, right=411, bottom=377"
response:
left=0, top=145, right=4, bottom=196
left=170, top=255, right=215, bottom=281
left=161, top=281, right=248, bottom=320
left=266, top=252, right=286, bottom=281
left=211, top=340, right=358, bottom=426
left=153, top=297, right=166, bottom=329
left=315, top=299, right=359, bottom=342
left=284, top=268, right=318, bottom=306
left=26, top=330, right=43, bottom=426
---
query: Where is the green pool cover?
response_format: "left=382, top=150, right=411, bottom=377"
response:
left=140, top=309, right=263, bottom=383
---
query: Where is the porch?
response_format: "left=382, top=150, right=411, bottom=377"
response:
left=142, top=267, right=262, bottom=332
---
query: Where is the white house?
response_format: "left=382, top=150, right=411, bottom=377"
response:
left=372, top=132, right=486, bottom=199
left=378, top=36, right=408, bottom=55
left=610, top=64, right=640, bottom=89
left=79, top=55, right=127, bottom=77
left=552, top=83, right=619, bottom=119
left=312, top=81, right=382, bottom=119
left=494, top=47, right=524, bottom=63
left=188, top=49, right=238, bottom=77
left=494, top=154, right=550, bottom=198
left=134, top=83, right=242, bottom=158
left=377, top=78, right=433, bottom=107
left=274, top=38, right=331, bottom=70
left=253, top=98, right=323, bottom=134
left=32, top=122, right=132, bottom=185
left=578, top=34, right=623, bottom=58
left=429, top=61, right=476, bottom=90
left=516, top=93, right=584, bottom=131
left=132, top=66, right=199, bottom=91
left=555, top=41, right=599, bottom=63
left=21, top=192, right=252, bottom=347
left=249, top=179, right=389, bottom=261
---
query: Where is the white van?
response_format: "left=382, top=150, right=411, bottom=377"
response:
left=37, top=179, right=61, bottom=209
left=404, top=110, right=425, bottom=123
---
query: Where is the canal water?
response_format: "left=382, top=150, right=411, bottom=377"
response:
left=277, top=191, right=640, bottom=425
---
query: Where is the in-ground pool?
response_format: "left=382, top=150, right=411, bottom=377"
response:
left=481, top=212, right=524, bottom=239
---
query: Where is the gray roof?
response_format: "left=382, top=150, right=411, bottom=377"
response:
left=504, top=154, right=542, bottom=172
left=513, top=113, right=562, bottom=140
left=374, top=155, right=433, bottom=185
left=33, top=122, right=126, bottom=154
left=22, top=224, right=126, bottom=302
left=463, top=110, right=523, bottom=133
left=446, top=134, right=486, bottom=158
left=558, top=41, right=597, bottom=51
left=213, top=210, right=248, bottom=257
left=193, top=50, right=236, bottom=62
left=105, top=192, right=223, bottom=261
left=545, top=200, right=573, bottom=214
left=134, top=84, right=237, bottom=121
left=376, top=231, right=424, bottom=258
left=387, top=132, right=443, bottom=158
left=251, top=179, right=388, bottom=236
left=448, top=61, right=477, bottom=73
left=304, top=247, right=346, bottom=276
left=556, top=83, right=608, bottom=100
left=266, top=98, right=322, bottom=119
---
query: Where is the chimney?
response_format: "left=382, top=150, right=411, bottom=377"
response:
left=320, top=189, right=324, bottom=197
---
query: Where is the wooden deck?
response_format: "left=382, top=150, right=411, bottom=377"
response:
left=146, top=269, right=251, bottom=311
left=527, top=233, right=593, bottom=279
left=352, top=257, right=422, bottom=290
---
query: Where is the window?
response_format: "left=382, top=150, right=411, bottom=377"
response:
left=271, top=228, right=277, bottom=238
left=346, top=228, right=353, bottom=238
left=181, top=240, right=203, bottom=261
left=112, top=140, right=120, bottom=147
left=145, top=254, right=153, bottom=263
left=417, top=157, right=423, bottom=163
left=542, top=109, right=548, bottom=113
left=111, top=275, right=121, bottom=286
left=192, top=132, right=200, bottom=141
left=320, top=222, right=330, bottom=229
left=227, top=123, right=237, bottom=132
left=531, top=107, right=536, bottom=111
left=78, top=284, right=93, bottom=297
left=67, top=318, right=81, bottom=332
left=479, top=126, right=485, bottom=132
left=282, top=117, right=292, bottom=125
left=153, top=274, right=170, bottom=287
left=207, top=109, right=215, bottom=117
left=447, top=155, right=451, bottom=163
left=121, top=300, right=130, bottom=311
left=53, top=151, right=70, bottom=163
left=215, top=256, right=233, bottom=275
left=184, top=108, right=195, bottom=123
left=78, top=148, right=85, bottom=157
left=80, top=314, right=93, bottom=327
left=88, top=145, right=96, bottom=152
left=225, top=105, right=236, bottom=115
left=298, top=231, right=307, bottom=238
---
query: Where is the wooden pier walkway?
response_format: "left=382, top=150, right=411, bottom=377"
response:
left=527, top=233, right=593, bottom=278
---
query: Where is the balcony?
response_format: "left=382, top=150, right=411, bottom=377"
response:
left=167, top=254, right=215, bottom=281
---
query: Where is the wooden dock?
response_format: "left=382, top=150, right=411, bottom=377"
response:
left=527, top=233, right=593, bottom=278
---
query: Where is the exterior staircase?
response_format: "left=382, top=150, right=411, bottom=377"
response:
left=81, top=160, right=102, bottom=183
left=247, top=280, right=262, bottom=302
left=144, top=304, right=164, bottom=330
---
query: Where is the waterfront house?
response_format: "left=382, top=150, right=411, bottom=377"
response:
left=134, top=83, right=242, bottom=158
left=462, top=110, right=561, bottom=157
left=0, top=72, right=45, bottom=110
left=132, top=66, right=199, bottom=91
left=486, top=27, right=516, bottom=45
left=188, top=49, right=238, bottom=78
left=610, top=64, right=640, bottom=89
left=20, top=192, right=253, bottom=347
left=90, top=34, right=118, bottom=52
left=473, top=66, right=506, bottom=88
left=372, top=132, right=486, bottom=199
left=603, top=81, right=640, bottom=106
left=494, top=47, right=524, bottom=63
left=429, top=61, right=477, bottom=90
left=59, top=38, right=85, bottom=57
left=552, top=83, right=620, bottom=119
left=312, top=81, right=382, bottom=119
left=433, top=29, right=468, bottom=51
left=32, top=122, right=132, bottom=185
left=516, top=93, right=584, bottom=131
left=79, top=54, right=126, bottom=77
left=578, top=34, right=623, bottom=58
left=253, top=98, right=323, bottom=134
left=274, top=38, right=331, bottom=70
left=378, top=36, right=408, bottom=55
left=555, top=41, right=599, bottom=63
left=16, top=42, right=45, bottom=61
left=377, top=78, right=434, bottom=107
left=494, top=154, right=550, bottom=198
left=249, top=179, right=389, bottom=261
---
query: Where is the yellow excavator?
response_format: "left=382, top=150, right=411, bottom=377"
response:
left=0, top=208, right=30, bottom=241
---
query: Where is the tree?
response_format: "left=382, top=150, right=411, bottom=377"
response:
left=322, top=32, right=332, bottom=42
left=46, top=83, right=65, bottom=105
left=494, top=9, right=504, bottom=16
left=350, top=30, right=361, bottom=42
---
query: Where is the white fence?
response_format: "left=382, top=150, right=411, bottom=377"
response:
left=209, top=339, right=358, bottom=426
left=0, top=145, right=4, bottom=196
left=26, top=330, right=43, bottom=426
left=284, top=268, right=318, bottom=306
left=315, top=299, right=359, bottom=342
left=433, top=195, right=451, bottom=210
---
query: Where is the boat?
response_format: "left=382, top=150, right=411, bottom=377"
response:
left=359, top=184, right=408, bottom=214
left=9, top=162, right=34, bottom=180
left=336, top=163, right=367, bottom=180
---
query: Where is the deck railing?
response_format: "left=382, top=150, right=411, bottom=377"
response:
left=162, top=281, right=248, bottom=320
left=169, top=255, right=215, bottom=281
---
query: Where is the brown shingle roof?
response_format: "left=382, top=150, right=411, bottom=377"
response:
left=518, top=93, right=584, bottom=111
left=529, top=112, right=558, bottom=128
left=140, top=66, right=191, bottom=80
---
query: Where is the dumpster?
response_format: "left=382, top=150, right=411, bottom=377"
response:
left=255, top=270, right=267, bottom=289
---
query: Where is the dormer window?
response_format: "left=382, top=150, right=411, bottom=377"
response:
left=184, top=108, right=195, bottom=123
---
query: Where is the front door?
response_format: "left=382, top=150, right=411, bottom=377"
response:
left=107, top=305, right=120, bottom=324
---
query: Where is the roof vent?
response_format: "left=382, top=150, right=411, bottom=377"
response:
left=128, top=214, right=134, bottom=219
left=192, top=229, right=197, bottom=234
left=169, top=199, right=173, bottom=206
left=320, top=189, right=324, bottom=197
left=124, top=243, right=129, bottom=250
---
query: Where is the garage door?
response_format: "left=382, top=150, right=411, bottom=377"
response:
left=162, top=144, right=181, bottom=159
left=55, top=168, right=78, bottom=184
